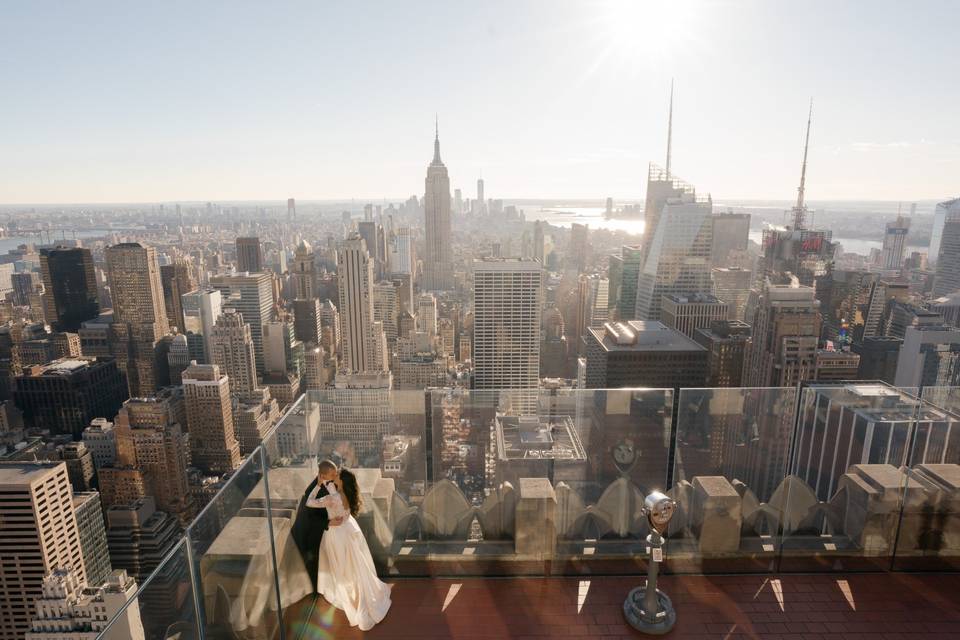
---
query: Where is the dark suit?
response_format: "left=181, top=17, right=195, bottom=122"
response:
left=291, top=478, right=329, bottom=592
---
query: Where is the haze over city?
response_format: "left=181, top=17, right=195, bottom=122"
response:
left=2, top=0, right=959, bottom=203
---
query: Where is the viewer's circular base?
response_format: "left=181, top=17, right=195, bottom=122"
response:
left=623, top=586, right=676, bottom=635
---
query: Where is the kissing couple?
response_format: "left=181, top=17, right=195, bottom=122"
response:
left=291, top=459, right=392, bottom=630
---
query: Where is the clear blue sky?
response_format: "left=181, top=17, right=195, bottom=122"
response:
left=1, top=0, right=957, bottom=204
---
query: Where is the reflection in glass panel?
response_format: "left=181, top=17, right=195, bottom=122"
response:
left=670, top=388, right=797, bottom=572
left=550, top=388, right=674, bottom=575
left=781, top=383, right=921, bottom=572
left=296, top=389, right=428, bottom=576
left=189, top=450, right=285, bottom=638
left=96, top=539, right=199, bottom=640
left=894, top=386, right=960, bottom=571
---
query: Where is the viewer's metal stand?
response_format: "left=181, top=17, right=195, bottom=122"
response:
left=624, top=491, right=677, bottom=635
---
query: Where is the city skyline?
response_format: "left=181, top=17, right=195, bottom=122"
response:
left=2, top=1, right=959, bottom=203
left=1, top=3, right=959, bottom=638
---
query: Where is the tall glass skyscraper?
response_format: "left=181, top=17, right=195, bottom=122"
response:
left=40, top=245, right=99, bottom=331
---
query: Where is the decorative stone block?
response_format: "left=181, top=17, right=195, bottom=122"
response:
left=836, top=464, right=904, bottom=555
left=352, top=467, right=396, bottom=521
left=908, top=464, right=960, bottom=554
left=515, top=478, right=557, bottom=558
left=691, top=476, right=741, bottom=555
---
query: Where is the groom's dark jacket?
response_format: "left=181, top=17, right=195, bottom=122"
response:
left=291, top=478, right=329, bottom=591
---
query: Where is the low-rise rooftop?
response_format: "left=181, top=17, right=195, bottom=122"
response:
left=589, top=321, right=705, bottom=353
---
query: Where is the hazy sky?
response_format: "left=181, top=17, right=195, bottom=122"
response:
left=2, top=0, right=958, bottom=204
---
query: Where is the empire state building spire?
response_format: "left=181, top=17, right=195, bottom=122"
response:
left=423, top=117, right=452, bottom=290
left=432, top=115, right=442, bottom=165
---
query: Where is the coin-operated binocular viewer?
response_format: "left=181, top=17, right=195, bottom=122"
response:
left=623, top=491, right=677, bottom=634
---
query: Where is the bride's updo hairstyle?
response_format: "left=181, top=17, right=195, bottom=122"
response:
left=338, top=468, right=363, bottom=517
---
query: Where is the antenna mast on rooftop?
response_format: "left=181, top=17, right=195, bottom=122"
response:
left=793, top=98, right=813, bottom=230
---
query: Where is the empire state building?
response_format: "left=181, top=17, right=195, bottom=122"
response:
left=422, top=122, right=453, bottom=291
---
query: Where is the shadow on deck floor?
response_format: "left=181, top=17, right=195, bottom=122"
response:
left=282, top=573, right=960, bottom=639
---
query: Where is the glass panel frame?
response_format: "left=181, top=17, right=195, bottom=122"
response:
left=188, top=448, right=285, bottom=639
left=95, top=538, right=201, bottom=640
left=550, top=388, right=674, bottom=576
left=779, top=383, right=920, bottom=572
left=892, top=386, right=960, bottom=571
left=670, top=387, right=798, bottom=574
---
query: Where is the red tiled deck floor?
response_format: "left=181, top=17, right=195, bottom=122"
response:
left=285, top=573, right=960, bottom=639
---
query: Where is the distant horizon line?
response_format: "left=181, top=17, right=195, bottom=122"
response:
left=0, top=196, right=952, bottom=208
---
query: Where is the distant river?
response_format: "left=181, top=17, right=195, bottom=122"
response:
left=521, top=204, right=928, bottom=257
left=0, top=230, right=107, bottom=254
left=523, top=206, right=646, bottom=235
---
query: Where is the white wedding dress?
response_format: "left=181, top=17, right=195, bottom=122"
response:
left=307, top=483, right=392, bottom=631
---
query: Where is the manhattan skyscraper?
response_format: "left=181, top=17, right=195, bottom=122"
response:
left=337, top=234, right=388, bottom=374
left=421, top=120, right=453, bottom=291
left=39, top=246, right=99, bottom=332
left=105, top=242, right=171, bottom=396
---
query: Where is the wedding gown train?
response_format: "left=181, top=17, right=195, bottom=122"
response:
left=317, top=515, right=392, bottom=630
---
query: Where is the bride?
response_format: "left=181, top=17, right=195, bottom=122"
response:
left=305, top=460, right=392, bottom=630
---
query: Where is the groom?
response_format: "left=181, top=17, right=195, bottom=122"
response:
left=291, top=460, right=343, bottom=592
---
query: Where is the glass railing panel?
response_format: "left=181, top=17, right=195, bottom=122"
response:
left=420, top=388, right=518, bottom=574
left=670, top=387, right=798, bottom=573
left=892, top=386, right=960, bottom=571
left=252, top=438, right=315, bottom=638
left=258, top=428, right=314, bottom=636
left=95, top=538, right=200, bottom=640
left=295, top=388, right=428, bottom=577
left=189, top=448, right=284, bottom=639
left=780, top=383, right=920, bottom=572
left=548, top=388, right=674, bottom=575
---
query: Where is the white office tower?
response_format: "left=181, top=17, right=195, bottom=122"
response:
left=389, top=227, right=413, bottom=276
left=416, top=293, right=438, bottom=336
left=894, top=322, right=960, bottom=387
left=263, top=319, right=302, bottom=377
left=0, top=463, right=86, bottom=638
left=337, top=235, right=388, bottom=373
left=929, top=197, right=959, bottom=266
left=634, top=189, right=714, bottom=321
left=791, top=384, right=954, bottom=501
left=181, top=288, right=222, bottom=363
left=25, top=568, right=143, bottom=640
left=422, top=122, right=453, bottom=291
left=472, top=259, right=543, bottom=414
left=880, top=214, right=910, bottom=270
left=209, top=271, right=273, bottom=374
